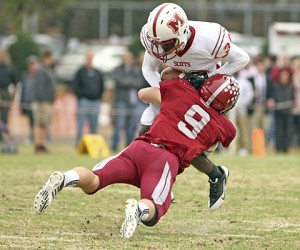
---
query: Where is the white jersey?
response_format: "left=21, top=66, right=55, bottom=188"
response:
left=139, top=20, right=250, bottom=125
left=140, top=20, right=250, bottom=88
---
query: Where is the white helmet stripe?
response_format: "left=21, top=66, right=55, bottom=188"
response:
left=205, top=78, right=230, bottom=106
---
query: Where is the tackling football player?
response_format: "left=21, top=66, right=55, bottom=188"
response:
left=34, top=68, right=239, bottom=239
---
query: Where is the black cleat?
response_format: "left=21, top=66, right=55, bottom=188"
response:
left=208, top=166, right=229, bottom=210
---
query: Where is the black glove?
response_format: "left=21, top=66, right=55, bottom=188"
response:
left=185, top=72, right=208, bottom=91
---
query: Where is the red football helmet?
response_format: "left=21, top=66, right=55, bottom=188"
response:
left=199, top=74, right=240, bottom=114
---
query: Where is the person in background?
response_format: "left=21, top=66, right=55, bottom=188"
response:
left=72, top=51, right=105, bottom=147
left=291, top=58, right=300, bottom=147
left=269, top=55, right=292, bottom=83
left=111, top=51, right=140, bottom=151
left=267, top=55, right=292, bottom=146
left=0, top=48, right=18, bottom=140
left=247, top=59, right=273, bottom=140
left=234, top=71, right=254, bottom=156
left=268, top=69, right=294, bottom=153
left=20, top=55, right=39, bottom=144
left=0, top=119, right=17, bottom=154
left=31, top=50, right=56, bottom=153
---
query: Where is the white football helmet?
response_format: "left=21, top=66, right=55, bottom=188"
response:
left=145, top=3, right=189, bottom=62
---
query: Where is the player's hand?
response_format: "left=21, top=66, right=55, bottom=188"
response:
left=185, top=72, right=208, bottom=91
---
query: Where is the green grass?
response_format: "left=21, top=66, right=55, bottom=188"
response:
left=0, top=145, right=300, bottom=249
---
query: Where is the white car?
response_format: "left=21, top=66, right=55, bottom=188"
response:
left=55, top=44, right=127, bottom=83
left=93, top=45, right=128, bottom=73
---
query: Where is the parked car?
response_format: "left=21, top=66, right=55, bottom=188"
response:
left=54, top=43, right=103, bottom=84
left=55, top=53, right=86, bottom=84
left=93, top=45, right=127, bottom=73
left=55, top=44, right=127, bottom=84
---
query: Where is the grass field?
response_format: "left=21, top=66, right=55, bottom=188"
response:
left=0, top=144, right=299, bottom=249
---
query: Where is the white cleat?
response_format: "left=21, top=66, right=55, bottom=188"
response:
left=120, top=198, right=141, bottom=239
left=34, top=171, right=64, bottom=214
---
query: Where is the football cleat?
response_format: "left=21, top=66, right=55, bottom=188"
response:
left=120, top=198, right=142, bottom=239
left=34, top=171, right=65, bottom=214
left=208, top=166, right=229, bottom=211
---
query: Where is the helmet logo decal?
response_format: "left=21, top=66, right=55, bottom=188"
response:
left=167, top=13, right=184, bottom=34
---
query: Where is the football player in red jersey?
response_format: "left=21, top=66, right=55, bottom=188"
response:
left=139, top=2, right=250, bottom=208
left=34, top=68, right=239, bottom=239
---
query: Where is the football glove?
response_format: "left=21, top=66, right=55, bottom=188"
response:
left=185, top=72, right=208, bottom=91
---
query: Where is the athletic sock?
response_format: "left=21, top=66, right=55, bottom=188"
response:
left=207, top=165, right=222, bottom=180
left=138, top=202, right=150, bottom=221
left=63, top=170, right=80, bottom=187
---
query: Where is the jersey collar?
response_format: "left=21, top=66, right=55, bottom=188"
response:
left=177, top=26, right=195, bottom=57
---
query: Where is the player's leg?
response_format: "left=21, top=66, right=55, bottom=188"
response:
left=191, top=152, right=229, bottom=210
left=138, top=103, right=160, bottom=136
left=121, top=142, right=178, bottom=239
left=137, top=122, right=176, bottom=203
left=120, top=198, right=156, bottom=239
left=34, top=167, right=99, bottom=213
left=34, top=145, right=139, bottom=214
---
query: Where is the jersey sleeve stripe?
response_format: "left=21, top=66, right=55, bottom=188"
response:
left=213, top=28, right=226, bottom=59
left=211, top=25, right=222, bottom=56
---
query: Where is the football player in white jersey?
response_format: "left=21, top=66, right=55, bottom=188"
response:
left=139, top=3, right=250, bottom=210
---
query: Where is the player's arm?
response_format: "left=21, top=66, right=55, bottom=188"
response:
left=139, top=67, right=184, bottom=104
left=138, top=87, right=161, bottom=104
left=214, top=43, right=250, bottom=76
left=142, top=52, right=162, bottom=88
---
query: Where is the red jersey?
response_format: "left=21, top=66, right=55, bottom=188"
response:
left=137, top=78, right=236, bottom=170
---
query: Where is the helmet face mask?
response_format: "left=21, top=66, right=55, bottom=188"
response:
left=147, top=35, right=184, bottom=62
left=199, top=74, right=240, bottom=114
left=145, top=3, right=189, bottom=62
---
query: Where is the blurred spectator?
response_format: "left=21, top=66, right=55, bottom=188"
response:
left=234, top=71, right=254, bottom=156
left=291, top=58, right=300, bottom=147
left=0, top=48, right=18, bottom=140
left=134, top=51, right=151, bottom=135
left=0, top=119, right=17, bottom=154
left=268, top=69, right=294, bottom=153
left=264, top=55, right=278, bottom=145
left=264, top=54, right=277, bottom=77
left=269, top=55, right=292, bottom=82
left=72, top=51, right=105, bottom=147
left=247, top=59, right=273, bottom=137
left=20, top=55, right=39, bottom=144
left=31, top=50, right=56, bottom=153
left=111, top=52, right=140, bottom=151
